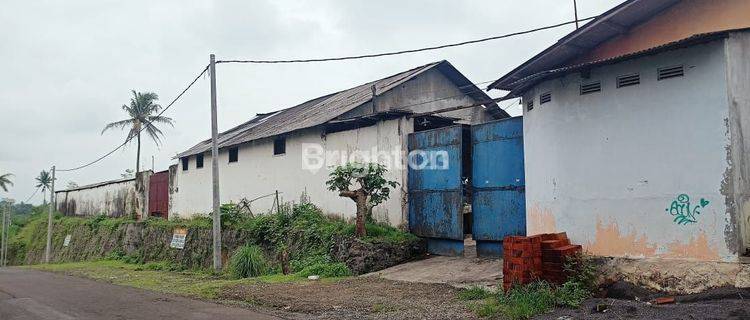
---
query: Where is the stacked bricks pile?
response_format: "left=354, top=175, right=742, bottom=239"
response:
left=502, top=235, right=542, bottom=291
left=502, top=232, right=582, bottom=291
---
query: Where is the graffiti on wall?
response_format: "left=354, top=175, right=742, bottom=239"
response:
left=666, top=194, right=709, bottom=225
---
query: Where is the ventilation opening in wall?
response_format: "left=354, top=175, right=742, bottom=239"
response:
left=580, top=81, right=601, bottom=95
left=540, top=92, right=551, bottom=104
left=658, top=65, right=684, bottom=80
left=617, top=74, right=640, bottom=88
left=526, top=98, right=534, bottom=111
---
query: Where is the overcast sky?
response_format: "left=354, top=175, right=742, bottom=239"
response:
left=0, top=0, right=624, bottom=204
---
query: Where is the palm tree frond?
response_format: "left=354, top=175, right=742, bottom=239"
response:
left=101, top=118, right=135, bottom=135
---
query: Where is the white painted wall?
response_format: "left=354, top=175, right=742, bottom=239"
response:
left=522, top=40, right=737, bottom=262
left=173, top=117, right=411, bottom=226
left=55, top=178, right=137, bottom=217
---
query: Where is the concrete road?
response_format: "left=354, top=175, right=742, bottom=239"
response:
left=0, top=268, right=281, bottom=320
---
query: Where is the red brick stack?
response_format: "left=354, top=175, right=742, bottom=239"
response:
left=502, top=235, right=542, bottom=291
left=539, top=233, right=581, bottom=285
left=502, top=232, right=582, bottom=290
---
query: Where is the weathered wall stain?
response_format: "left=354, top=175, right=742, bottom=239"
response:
left=527, top=204, right=557, bottom=235
left=586, top=218, right=657, bottom=258
left=666, top=194, right=710, bottom=225
left=587, top=217, right=723, bottom=261
left=663, top=231, right=721, bottom=261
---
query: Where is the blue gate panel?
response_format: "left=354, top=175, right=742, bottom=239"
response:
left=471, top=117, right=526, bottom=257
left=408, top=191, right=463, bottom=240
left=408, top=147, right=462, bottom=191
left=408, top=125, right=466, bottom=255
left=472, top=190, right=526, bottom=241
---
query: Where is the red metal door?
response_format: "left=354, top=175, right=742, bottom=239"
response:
left=149, top=171, right=169, bottom=219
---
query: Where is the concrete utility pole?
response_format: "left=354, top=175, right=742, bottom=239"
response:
left=209, top=54, right=222, bottom=271
left=45, top=165, right=55, bottom=263
left=3, top=200, right=12, bottom=267
left=1, top=201, right=7, bottom=267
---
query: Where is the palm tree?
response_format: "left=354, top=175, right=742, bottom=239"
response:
left=36, top=170, right=52, bottom=205
left=102, top=90, right=174, bottom=174
left=0, top=173, right=12, bottom=192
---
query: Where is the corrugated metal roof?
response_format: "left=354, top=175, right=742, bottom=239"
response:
left=501, top=29, right=742, bottom=96
left=488, top=0, right=681, bottom=91
left=177, top=60, right=501, bottom=158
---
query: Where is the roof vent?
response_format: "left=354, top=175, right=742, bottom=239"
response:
left=540, top=92, right=551, bottom=104
left=526, top=98, right=534, bottom=111
left=658, top=65, right=684, bottom=80
left=580, top=81, right=601, bottom=95
left=617, top=74, right=640, bottom=88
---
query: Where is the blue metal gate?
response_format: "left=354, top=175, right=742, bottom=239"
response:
left=408, top=125, right=467, bottom=256
left=471, top=117, right=526, bottom=257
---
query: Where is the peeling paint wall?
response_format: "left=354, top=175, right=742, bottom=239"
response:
left=522, top=39, right=739, bottom=262
left=55, top=178, right=138, bottom=218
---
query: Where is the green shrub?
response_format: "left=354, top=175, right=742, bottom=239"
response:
left=106, top=249, right=126, bottom=261
left=458, top=286, right=495, bottom=301
left=498, top=282, right=557, bottom=319
left=297, top=262, right=351, bottom=278
left=289, top=255, right=331, bottom=273
left=143, top=261, right=184, bottom=272
left=228, top=245, right=269, bottom=278
left=554, top=281, right=590, bottom=308
left=563, top=253, right=598, bottom=291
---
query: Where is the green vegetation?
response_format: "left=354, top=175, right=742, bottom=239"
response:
left=326, top=162, right=399, bottom=237
left=8, top=201, right=416, bottom=279
left=35, top=170, right=53, bottom=205
left=457, top=286, right=495, bottom=301
left=297, top=261, right=351, bottom=278
left=228, top=245, right=269, bottom=278
left=462, top=254, right=599, bottom=319
left=27, top=260, right=315, bottom=300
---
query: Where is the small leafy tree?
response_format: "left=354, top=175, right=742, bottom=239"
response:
left=326, top=162, right=398, bottom=237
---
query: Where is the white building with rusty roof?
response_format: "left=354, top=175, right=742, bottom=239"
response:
left=172, top=60, right=508, bottom=225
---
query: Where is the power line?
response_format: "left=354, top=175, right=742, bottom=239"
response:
left=216, top=16, right=597, bottom=64
left=23, top=187, right=40, bottom=203
left=57, top=65, right=209, bottom=172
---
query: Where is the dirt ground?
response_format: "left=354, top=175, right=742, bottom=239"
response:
left=539, top=297, right=750, bottom=320
left=221, top=277, right=478, bottom=320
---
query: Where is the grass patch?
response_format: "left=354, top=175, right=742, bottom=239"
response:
left=297, top=262, right=351, bottom=278
left=27, top=260, right=309, bottom=300
left=458, top=286, right=495, bottom=301
left=467, top=281, right=593, bottom=319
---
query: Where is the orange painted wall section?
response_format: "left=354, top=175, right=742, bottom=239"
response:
left=581, top=0, right=750, bottom=62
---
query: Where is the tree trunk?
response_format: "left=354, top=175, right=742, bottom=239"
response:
left=339, top=189, right=368, bottom=238
left=355, top=192, right=367, bottom=238
left=136, top=131, right=141, bottom=174
left=42, top=189, right=47, bottom=206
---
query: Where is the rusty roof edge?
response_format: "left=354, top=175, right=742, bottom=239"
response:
left=487, top=0, right=681, bottom=91
left=174, top=61, right=451, bottom=159
left=502, top=29, right=742, bottom=96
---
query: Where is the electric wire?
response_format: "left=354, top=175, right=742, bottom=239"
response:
left=57, top=65, right=209, bottom=172
left=54, top=15, right=591, bottom=172
left=23, top=187, right=40, bottom=203
left=216, top=16, right=596, bottom=64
